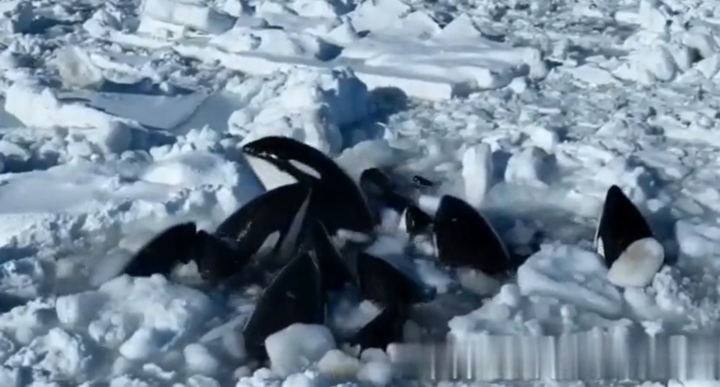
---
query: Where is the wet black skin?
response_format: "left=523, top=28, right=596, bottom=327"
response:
left=346, top=304, right=409, bottom=351
left=412, top=175, right=434, bottom=187
left=242, top=251, right=326, bottom=361
left=404, top=205, right=433, bottom=237
left=433, top=195, right=511, bottom=278
left=355, top=251, right=431, bottom=307
left=193, top=230, right=249, bottom=283
left=118, top=150, right=445, bottom=357
left=122, top=222, right=198, bottom=278
left=359, top=167, right=434, bottom=238
left=242, top=136, right=376, bottom=235
left=595, top=185, right=654, bottom=268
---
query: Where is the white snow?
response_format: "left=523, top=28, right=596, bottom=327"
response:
left=265, top=324, right=336, bottom=377
left=54, top=46, right=106, bottom=90
left=461, top=142, right=493, bottom=209
left=2, top=0, right=720, bottom=383
left=356, top=361, right=394, bottom=386
left=316, top=349, right=362, bottom=379
left=243, top=155, right=299, bottom=192
left=607, top=237, right=666, bottom=288
left=139, top=0, right=236, bottom=35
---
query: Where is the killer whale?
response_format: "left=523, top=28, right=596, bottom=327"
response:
left=358, top=169, right=513, bottom=280
left=359, top=167, right=397, bottom=200
left=433, top=195, right=511, bottom=278
left=206, top=186, right=314, bottom=288
left=121, top=222, right=198, bottom=278
left=90, top=143, right=518, bottom=358
left=303, top=219, right=355, bottom=292
left=242, top=136, right=376, bottom=236
left=88, top=222, right=199, bottom=287
left=355, top=251, right=431, bottom=307
left=96, top=183, right=314, bottom=286
left=359, top=167, right=433, bottom=237
left=359, top=167, right=412, bottom=233
left=346, top=305, right=408, bottom=351
left=594, top=185, right=664, bottom=287
left=594, top=185, right=653, bottom=267
left=242, top=250, right=326, bottom=361
left=402, top=205, right=433, bottom=238
left=201, top=183, right=311, bottom=283
left=193, top=230, right=246, bottom=283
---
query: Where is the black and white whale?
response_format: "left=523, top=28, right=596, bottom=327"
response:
left=358, top=167, right=511, bottom=280
left=594, top=185, right=664, bottom=287
left=229, top=161, right=435, bottom=357
left=358, top=167, right=433, bottom=238
left=301, top=219, right=355, bottom=292
left=240, top=213, right=429, bottom=359
left=345, top=304, right=408, bottom=351
left=432, top=195, right=512, bottom=278
left=354, top=250, right=431, bottom=307
left=120, top=222, right=199, bottom=277
left=242, top=250, right=326, bottom=361
left=91, top=136, right=510, bottom=359
left=242, top=136, right=376, bottom=237
left=89, top=184, right=314, bottom=288
left=198, top=185, right=314, bottom=286
left=359, top=167, right=411, bottom=233
left=89, top=222, right=200, bottom=286
left=241, top=243, right=431, bottom=359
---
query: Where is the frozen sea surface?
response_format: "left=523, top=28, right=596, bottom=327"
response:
left=0, top=0, right=720, bottom=385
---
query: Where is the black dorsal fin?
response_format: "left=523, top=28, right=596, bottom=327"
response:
left=242, top=251, right=325, bottom=361
left=594, top=185, right=654, bottom=268
left=433, top=195, right=511, bottom=277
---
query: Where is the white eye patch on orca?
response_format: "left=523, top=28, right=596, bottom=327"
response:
left=244, top=154, right=299, bottom=191
left=255, top=231, right=281, bottom=257
left=288, top=159, right=322, bottom=179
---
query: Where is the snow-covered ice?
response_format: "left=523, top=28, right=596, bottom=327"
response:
left=265, top=324, right=336, bottom=377
left=3, top=0, right=720, bottom=384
